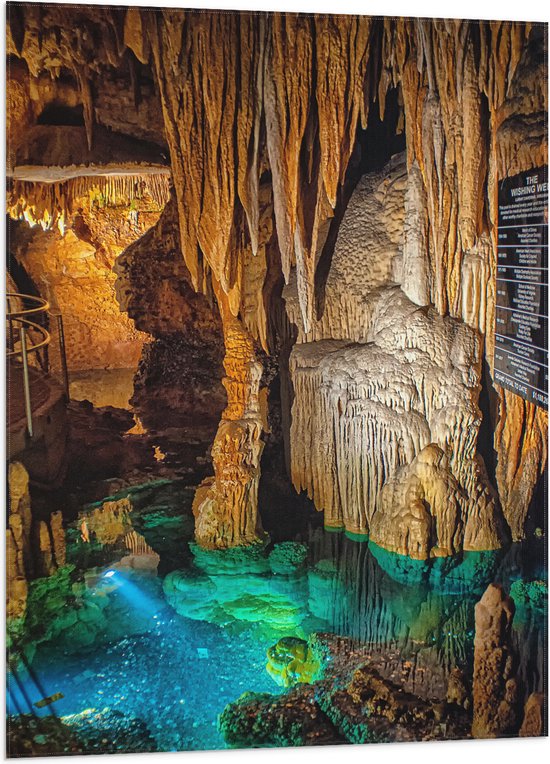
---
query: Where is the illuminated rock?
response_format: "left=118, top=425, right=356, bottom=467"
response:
left=519, top=692, right=545, bottom=737
left=370, top=445, right=505, bottom=559
left=472, top=584, right=520, bottom=738
left=6, top=462, right=68, bottom=622
left=5, top=8, right=547, bottom=557
left=289, top=285, right=506, bottom=552
left=266, top=636, right=321, bottom=688
left=193, top=291, right=268, bottom=549
left=82, top=498, right=132, bottom=546
left=6, top=462, right=32, bottom=620
left=163, top=543, right=312, bottom=639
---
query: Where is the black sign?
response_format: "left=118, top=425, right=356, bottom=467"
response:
left=494, top=166, right=548, bottom=409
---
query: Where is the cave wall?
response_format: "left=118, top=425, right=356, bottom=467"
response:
left=7, top=461, right=66, bottom=623
left=5, top=7, right=548, bottom=551
left=8, top=186, right=163, bottom=372
left=114, top=195, right=226, bottom=439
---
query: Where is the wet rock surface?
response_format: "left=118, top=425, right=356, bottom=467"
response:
left=7, top=707, right=157, bottom=756
left=220, top=632, right=471, bottom=747
left=220, top=685, right=343, bottom=748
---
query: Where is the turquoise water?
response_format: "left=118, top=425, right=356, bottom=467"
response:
left=9, top=589, right=280, bottom=750
left=6, top=480, right=547, bottom=752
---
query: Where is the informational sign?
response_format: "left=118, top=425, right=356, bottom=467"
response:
left=494, top=166, right=548, bottom=409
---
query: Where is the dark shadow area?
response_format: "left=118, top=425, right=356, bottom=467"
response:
left=37, top=103, right=85, bottom=126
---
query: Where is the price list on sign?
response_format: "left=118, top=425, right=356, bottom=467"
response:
left=494, top=166, right=548, bottom=409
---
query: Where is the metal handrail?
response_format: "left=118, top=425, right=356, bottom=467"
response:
left=6, top=292, right=70, bottom=439
left=6, top=292, right=50, bottom=318
left=6, top=317, right=51, bottom=357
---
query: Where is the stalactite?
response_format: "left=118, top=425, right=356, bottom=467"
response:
left=5, top=6, right=546, bottom=551
left=7, top=7, right=537, bottom=338
left=7, top=173, right=170, bottom=233
left=401, top=161, right=430, bottom=306
left=143, top=11, right=382, bottom=335
left=237, top=16, right=267, bottom=258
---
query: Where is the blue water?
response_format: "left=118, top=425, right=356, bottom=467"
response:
left=8, top=577, right=280, bottom=751
left=6, top=481, right=547, bottom=753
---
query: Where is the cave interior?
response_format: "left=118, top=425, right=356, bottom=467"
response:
left=4, top=3, right=549, bottom=755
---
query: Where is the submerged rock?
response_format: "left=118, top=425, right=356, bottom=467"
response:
left=268, top=542, right=308, bottom=575
left=369, top=540, right=500, bottom=595
left=163, top=542, right=315, bottom=639
left=218, top=688, right=342, bottom=748
left=220, top=632, right=470, bottom=748
left=7, top=707, right=157, bottom=756
left=266, top=637, right=321, bottom=687
left=317, top=666, right=458, bottom=744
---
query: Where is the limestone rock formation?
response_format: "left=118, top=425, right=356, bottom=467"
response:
left=163, top=542, right=312, bottom=638
left=472, top=584, right=520, bottom=738
left=219, top=632, right=471, bottom=748
left=9, top=187, right=162, bottom=372
left=7, top=707, right=158, bottom=757
left=495, top=391, right=548, bottom=541
left=519, top=692, right=545, bottom=737
left=288, top=283, right=505, bottom=550
left=284, top=153, right=408, bottom=345
left=446, top=668, right=471, bottom=711
left=6, top=462, right=32, bottom=619
left=6, top=461, right=67, bottom=621
left=114, top=196, right=225, bottom=438
left=266, top=637, right=320, bottom=687
left=370, top=445, right=505, bottom=558
left=5, top=7, right=547, bottom=551
left=219, top=686, right=341, bottom=748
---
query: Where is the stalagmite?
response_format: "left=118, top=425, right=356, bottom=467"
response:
left=285, top=154, right=505, bottom=553
left=192, top=288, right=267, bottom=549
left=288, top=287, right=504, bottom=548
left=472, top=584, right=520, bottom=738
left=6, top=462, right=32, bottom=620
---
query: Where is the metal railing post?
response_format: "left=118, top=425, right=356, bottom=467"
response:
left=19, top=327, right=34, bottom=438
left=55, top=314, right=70, bottom=398
left=7, top=297, right=14, bottom=351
